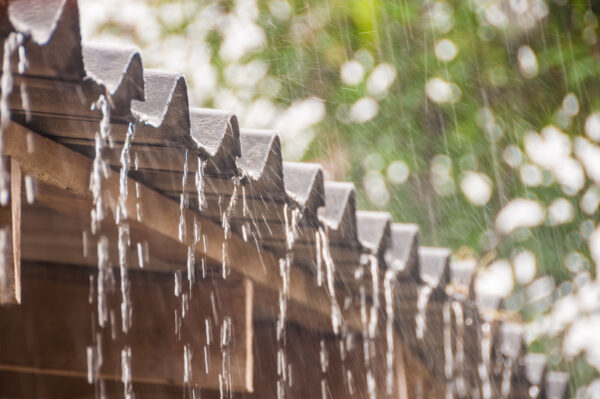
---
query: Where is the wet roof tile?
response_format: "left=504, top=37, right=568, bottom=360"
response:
left=132, top=69, right=190, bottom=144
left=238, top=129, right=285, bottom=199
left=356, top=211, right=391, bottom=256
left=418, top=247, right=451, bottom=288
left=8, top=0, right=84, bottom=80
left=282, top=162, right=324, bottom=216
left=190, top=107, right=240, bottom=176
left=318, top=181, right=358, bottom=244
left=385, top=223, right=419, bottom=275
left=83, top=43, right=144, bottom=112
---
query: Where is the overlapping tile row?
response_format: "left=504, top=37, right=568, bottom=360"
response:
left=0, top=1, right=569, bottom=398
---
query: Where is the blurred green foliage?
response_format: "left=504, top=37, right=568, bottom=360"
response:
left=237, top=0, right=600, bottom=277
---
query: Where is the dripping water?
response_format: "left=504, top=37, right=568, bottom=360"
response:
left=315, top=230, right=323, bottom=287
left=415, top=284, right=433, bottom=340
left=179, top=150, right=189, bottom=242
left=478, top=321, right=492, bottom=399
left=20, top=39, right=34, bottom=206
left=367, top=369, right=376, bottom=399
left=115, top=122, right=135, bottom=336
left=121, top=346, right=133, bottom=399
left=90, top=94, right=112, bottom=233
left=86, top=346, right=95, bottom=384
left=118, top=224, right=131, bottom=333
left=187, top=245, right=195, bottom=287
left=366, top=255, right=380, bottom=339
left=452, top=300, right=466, bottom=397
left=222, top=176, right=240, bottom=241
left=221, top=177, right=240, bottom=279
left=136, top=241, right=147, bottom=269
left=184, top=344, right=193, bottom=384
left=276, top=256, right=290, bottom=339
left=24, top=174, right=34, bottom=204
left=220, top=316, right=233, bottom=399
left=317, top=227, right=342, bottom=334
left=384, top=269, right=397, bottom=395
left=96, top=235, right=112, bottom=328
left=443, top=301, right=454, bottom=398
left=17, top=41, right=30, bottom=123
left=0, top=32, right=25, bottom=206
left=174, top=271, right=182, bottom=297
left=195, top=157, right=206, bottom=210
left=117, top=123, right=135, bottom=223
left=86, top=332, right=104, bottom=390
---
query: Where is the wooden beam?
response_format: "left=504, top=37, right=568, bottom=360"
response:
left=0, top=157, right=22, bottom=304
left=3, top=122, right=352, bottom=333
left=0, top=368, right=247, bottom=399
left=0, top=261, right=254, bottom=392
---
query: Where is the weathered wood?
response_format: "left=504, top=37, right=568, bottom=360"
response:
left=0, top=157, right=22, bottom=304
left=0, top=261, right=254, bottom=392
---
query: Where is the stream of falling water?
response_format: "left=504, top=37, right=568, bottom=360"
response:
left=221, top=177, right=240, bottom=279
left=443, top=301, right=454, bottom=399
left=277, top=254, right=291, bottom=399
left=118, top=224, right=131, bottom=333
left=364, top=254, right=379, bottom=399
left=121, top=346, right=133, bottom=399
left=15, top=35, right=35, bottom=204
left=478, top=321, right=492, bottom=399
left=222, top=178, right=239, bottom=240
left=179, top=150, right=189, bottom=242
left=96, top=235, right=112, bottom=328
left=204, top=317, right=212, bottom=375
left=316, top=227, right=342, bottom=334
left=86, top=331, right=105, bottom=398
left=220, top=316, right=233, bottom=399
left=415, top=284, right=433, bottom=340
left=183, top=344, right=193, bottom=396
left=117, top=124, right=135, bottom=222
left=0, top=32, right=25, bottom=206
left=90, top=94, right=111, bottom=233
left=383, top=269, right=397, bottom=395
left=359, top=278, right=375, bottom=399
left=117, top=123, right=135, bottom=334
left=315, top=230, right=323, bottom=287
left=16, top=40, right=30, bottom=123
left=320, top=338, right=329, bottom=399
left=452, top=300, right=466, bottom=397
left=366, top=255, right=380, bottom=340
left=359, top=284, right=369, bottom=363
left=275, top=203, right=301, bottom=398
left=195, top=157, right=206, bottom=210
